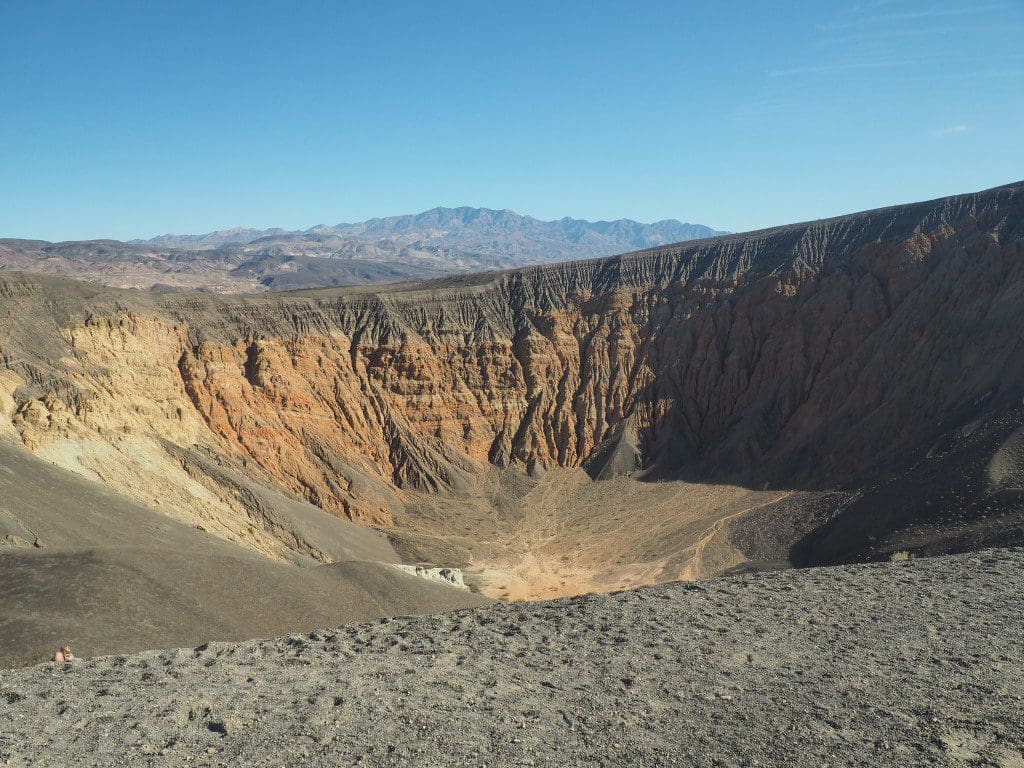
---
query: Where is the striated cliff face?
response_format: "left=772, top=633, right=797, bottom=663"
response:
left=2, top=181, right=1023, bottom=595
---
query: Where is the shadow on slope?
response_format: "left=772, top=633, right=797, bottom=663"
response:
left=786, top=407, right=1024, bottom=567
left=0, top=441, right=486, bottom=667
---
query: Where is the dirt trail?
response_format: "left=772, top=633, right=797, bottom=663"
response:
left=679, top=491, right=794, bottom=580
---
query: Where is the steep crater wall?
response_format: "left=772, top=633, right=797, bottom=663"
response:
left=2, top=181, right=1023, bottom=588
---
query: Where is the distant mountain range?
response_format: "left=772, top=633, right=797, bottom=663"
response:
left=1, top=207, right=726, bottom=293
left=138, top=207, right=725, bottom=260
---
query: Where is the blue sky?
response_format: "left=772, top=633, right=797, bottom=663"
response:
left=1, top=0, right=1022, bottom=241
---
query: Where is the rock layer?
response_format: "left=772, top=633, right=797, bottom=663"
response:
left=1, top=181, right=1023, bottom=594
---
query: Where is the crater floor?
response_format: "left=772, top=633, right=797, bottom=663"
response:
left=2, top=548, right=1021, bottom=767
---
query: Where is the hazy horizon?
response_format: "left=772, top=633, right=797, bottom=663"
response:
left=3, top=0, right=1022, bottom=241
left=12, top=181, right=1024, bottom=245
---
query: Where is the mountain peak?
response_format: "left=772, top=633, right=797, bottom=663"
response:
left=6, top=206, right=726, bottom=293
left=134, top=207, right=725, bottom=270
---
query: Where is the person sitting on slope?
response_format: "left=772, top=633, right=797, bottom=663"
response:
left=52, top=645, right=74, bottom=663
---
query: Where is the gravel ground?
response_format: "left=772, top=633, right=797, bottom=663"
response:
left=2, top=549, right=1022, bottom=767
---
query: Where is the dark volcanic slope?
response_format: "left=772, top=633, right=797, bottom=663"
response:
left=1, top=548, right=1021, bottom=767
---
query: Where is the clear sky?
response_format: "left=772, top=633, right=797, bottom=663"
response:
left=2, top=1, right=1022, bottom=241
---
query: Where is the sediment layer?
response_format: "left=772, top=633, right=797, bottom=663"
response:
left=1, top=181, right=1022, bottom=594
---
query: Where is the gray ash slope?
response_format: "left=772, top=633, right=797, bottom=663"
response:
left=1, top=548, right=1021, bottom=767
left=0, top=443, right=486, bottom=669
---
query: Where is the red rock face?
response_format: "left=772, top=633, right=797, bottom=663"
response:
left=168, top=184, right=1023, bottom=512
left=2, top=182, right=1023, bottom=575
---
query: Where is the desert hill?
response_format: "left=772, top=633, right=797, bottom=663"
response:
left=0, top=181, right=1022, bottom=657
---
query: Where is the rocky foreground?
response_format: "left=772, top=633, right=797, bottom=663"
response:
left=2, top=549, right=1022, bottom=767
